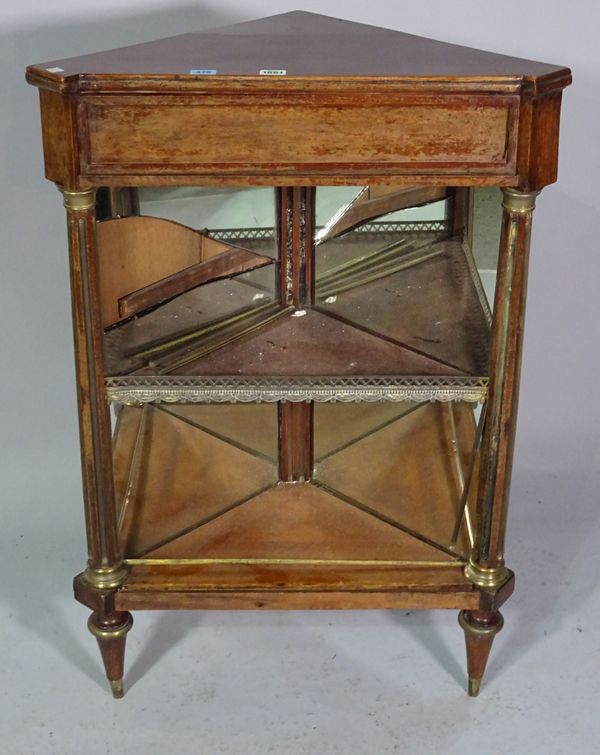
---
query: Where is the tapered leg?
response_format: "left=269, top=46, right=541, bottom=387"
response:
left=88, top=610, right=133, bottom=698
left=458, top=610, right=504, bottom=697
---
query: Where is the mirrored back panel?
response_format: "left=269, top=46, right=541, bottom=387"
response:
left=314, top=186, right=492, bottom=380
left=100, top=187, right=278, bottom=376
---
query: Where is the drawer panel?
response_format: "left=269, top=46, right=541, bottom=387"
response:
left=80, top=94, right=518, bottom=179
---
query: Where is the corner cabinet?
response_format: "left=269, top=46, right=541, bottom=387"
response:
left=26, top=11, right=571, bottom=698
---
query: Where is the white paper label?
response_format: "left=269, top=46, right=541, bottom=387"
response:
left=259, top=69, right=286, bottom=76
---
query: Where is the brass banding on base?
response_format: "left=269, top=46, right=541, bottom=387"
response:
left=458, top=610, right=504, bottom=638
left=87, top=613, right=133, bottom=640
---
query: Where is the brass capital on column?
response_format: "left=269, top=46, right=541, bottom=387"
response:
left=59, top=186, right=96, bottom=212
left=464, top=560, right=509, bottom=590
left=83, top=563, right=130, bottom=590
left=501, top=187, right=540, bottom=215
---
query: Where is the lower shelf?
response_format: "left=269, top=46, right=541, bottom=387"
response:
left=115, top=563, right=480, bottom=611
left=113, top=400, right=480, bottom=608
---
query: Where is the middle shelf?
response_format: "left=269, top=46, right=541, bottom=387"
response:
left=104, top=229, right=491, bottom=404
left=98, top=184, right=498, bottom=405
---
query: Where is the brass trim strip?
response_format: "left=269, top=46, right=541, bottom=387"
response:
left=313, top=402, right=424, bottom=463
left=313, top=480, right=461, bottom=559
left=126, top=301, right=277, bottom=360
left=155, top=305, right=290, bottom=374
left=117, top=403, right=150, bottom=530
left=477, top=187, right=539, bottom=563
left=318, top=240, right=446, bottom=299
left=132, top=482, right=277, bottom=559
left=450, top=404, right=486, bottom=549
left=77, top=215, right=112, bottom=564
left=154, top=404, right=276, bottom=465
left=477, top=213, right=516, bottom=559
left=447, top=402, right=475, bottom=550
left=317, top=235, right=413, bottom=286
left=124, top=557, right=466, bottom=567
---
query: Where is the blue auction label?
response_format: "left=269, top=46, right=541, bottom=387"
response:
left=189, top=69, right=217, bottom=75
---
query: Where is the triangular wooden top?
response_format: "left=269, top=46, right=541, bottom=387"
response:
left=28, top=11, right=570, bottom=92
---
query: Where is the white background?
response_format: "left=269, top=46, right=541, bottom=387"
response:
left=1, top=2, right=599, bottom=753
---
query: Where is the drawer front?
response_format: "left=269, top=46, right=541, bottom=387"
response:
left=80, top=94, right=518, bottom=181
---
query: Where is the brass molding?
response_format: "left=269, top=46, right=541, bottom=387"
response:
left=464, top=560, right=509, bottom=589
left=105, top=374, right=489, bottom=406
left=458, top=610, right=504, bottom=639
left=501, top=187, right=540, bottom=215
left=59, top=187, right=96, bottom=212
left=83, top=563, right=130, bottom=590
left=87, top=613, right=133, bottom=641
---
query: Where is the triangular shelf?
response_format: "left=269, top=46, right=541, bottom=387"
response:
left=168, top=308, right=464, bottom=377
left=115, top=401, right=475, bottom=565
left=143, top=482, right=454, bottom=563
